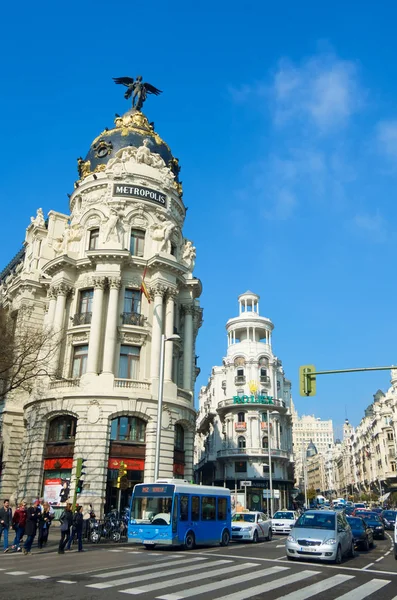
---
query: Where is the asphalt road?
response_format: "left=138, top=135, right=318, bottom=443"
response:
left=0, top=532, right=396, bottom=600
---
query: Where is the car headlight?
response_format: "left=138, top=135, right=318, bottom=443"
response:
left=241, top=527, right=252, bottom=531
left=375, top=526, right=383, bottom=529
left=287, top=535, right=296, bottom=542
left=323, top=538, right=336, bottom=545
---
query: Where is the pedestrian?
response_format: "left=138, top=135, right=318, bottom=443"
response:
left=58, top=503, right=73, bottom=554
left=11, top=500, right=27, bottom=552
left=67, top=505, right=84, bottom=552
left=0, top=499, right=12, bottom=553
left=23, top=500, right=41, bottom=555
left=38, top=502, right=53, bottom=549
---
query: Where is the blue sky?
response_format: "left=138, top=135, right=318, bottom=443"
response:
left=2, top=1, right=397, bottom=438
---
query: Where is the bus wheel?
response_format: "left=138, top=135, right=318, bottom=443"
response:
left=220, top=529, right=230, bottom=547
left=184, top=531, right=195, bottom=550
left=144, top=544, right=156, bottom=550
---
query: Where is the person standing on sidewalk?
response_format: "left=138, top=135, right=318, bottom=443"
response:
left=23, top=501, right=41, bottom=555
left=58, top=503, right=73, bottom=554
left=11, top=501, right=27, bottom=552
left=38, top=502, right=53, bottom=549
left=74, top=506, right=84, bottom=552
left=0, top=499, right=12, bottom=553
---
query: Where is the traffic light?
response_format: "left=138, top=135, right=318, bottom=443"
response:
left=116, top=461, right=128, bottom=489
left=299, top=365, right=317, bottom=396
left=76, top=479, right=84, bottom=493
left=75, top=457, right=87, bottom=479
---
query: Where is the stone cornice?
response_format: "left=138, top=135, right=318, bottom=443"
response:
left=41, top=255, right=77, bottom=277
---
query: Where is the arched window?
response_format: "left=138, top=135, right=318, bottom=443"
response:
left=175, top=424, right=185, bottom=451
left=237, top=412, right=245, bottom=423
left=110, top=416, right=146, bottom=443
left=88, top=228, right=99, bottom=250
left=130, top=229, right=145, bottom=257
left=261, top=412, right=268, bottom=422
left=238, top=436, right=246, bottom=449
left=48, top=416, right=77, bottom=442
left=262, top=436, right=269, bottom=449
left=260, top=367, right=267, bottom=378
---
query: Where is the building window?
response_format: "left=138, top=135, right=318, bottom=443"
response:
left=237, top=368, right=244, bottom=378
left=237, top=412, right=245, bottom=423
left=79, top=289, right=93, bottom=314
left=235, top=461, right=247, bottom=473
left=262, top=437, right=268, bottom=449
left=388, top=432, right=394, bottom=441
left=48, top=416, right=77, bottom=442
left=130, top=229, right=145, bottom=257
left=122, top=289, right=144, bottom=325
left=88, top=228, right=99, bottom=250
left=110, top=416, right=146, bottom=442
left=238, top=436, right=246, bottom=449
left=71, top=345, right=88, bottom=377
left=118, top=345, right=140, bottom=379
left=261, top=413, right=268, bottom=422
left=175, top=424, right=185, bottom=451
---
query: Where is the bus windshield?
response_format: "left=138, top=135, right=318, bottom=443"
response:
left=131, top=484, right=174, bottom=525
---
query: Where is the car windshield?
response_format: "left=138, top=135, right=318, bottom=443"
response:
left=366, top=513, right=381, bottom=521
left=131, top=495, right=173, bottom=525
left=294, top=513, right=335, bottom=530
left=273, top=511, right=294, bottom=520
left=383, top=511, right=397, bottom=519
left=232, top=513, right=256, bottom=523
left=347, top=517, right=364, bottom=530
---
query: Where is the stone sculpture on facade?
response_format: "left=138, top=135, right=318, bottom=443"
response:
left=113, top=75, right=162, bottom=111
left=150, top=214, right=176, bottom=254
left=103, top=208, right=124, bottom=243
left=30, top=208, right=45, bottom=228
left=182, top=239, right=196, bottom=270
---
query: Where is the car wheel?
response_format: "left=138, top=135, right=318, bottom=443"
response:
left=363, top=537, right=369, bottom=552
left=266, top=528, right=272, bottom=542
left=183, top=531, right=195, bottom=551
left=220, top=529, right=230, bottom=547
left=334, top=545, right=342, bottom=564
left=370, top=538, right=374, bottom=548
left=144, top=544, right=156, bottom=550
left=349, top=540, right=355, bottom=558
left=287, top=556, right=296, bottom=561
left=252, top=531, right=259, bottom=544
left=381, top=533, right=385, bottom=540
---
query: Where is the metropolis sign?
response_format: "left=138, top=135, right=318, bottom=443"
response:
left=233, top=395, right=274, bottom=405
left=113, top=184, right=166, bottom=206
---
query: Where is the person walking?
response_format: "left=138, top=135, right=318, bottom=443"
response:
left=11, top=501, right=27, bottom=552
left=0, top=499, right=12, bottom=553
left=74, top=506, right=84, bottom=552
left=23, top=501, right=41, bottom=555
left=58, top=503, right=73, bottom=554
left=38, top=502, right=53, bottom=549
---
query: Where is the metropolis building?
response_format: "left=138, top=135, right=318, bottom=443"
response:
left=0, top=97, right=202, bottom=515
left=195, top=292, right=294, bottom=512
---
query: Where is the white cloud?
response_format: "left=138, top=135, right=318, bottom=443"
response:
left=377, top=120, right=397, bottom=160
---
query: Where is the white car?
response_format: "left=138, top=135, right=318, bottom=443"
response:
left=271, top=510, right=298, bottom=534
left=231, top=511, right=272, bottom=543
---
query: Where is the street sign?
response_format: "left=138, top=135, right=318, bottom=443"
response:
left=241, top=481, right=252, bottom=487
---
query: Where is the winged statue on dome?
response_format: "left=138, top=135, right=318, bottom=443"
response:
left=113, top=75, right=162, bottom=111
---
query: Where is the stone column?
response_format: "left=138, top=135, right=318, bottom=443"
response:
left=164, top=288, right=177, bottom=381
left=182, top=305, right=194, bottom=390
left=102, top=277, right=121, bottom=374
left=45, top=286, right=57, bottom=327
left=50, top=283, right=71, bottom=375
left=86, top=277, right=106, bottom=374
left=150, top=284, right=166, bottom=378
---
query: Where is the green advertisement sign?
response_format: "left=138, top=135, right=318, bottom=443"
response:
left=233, top=395, right=274, bottom=405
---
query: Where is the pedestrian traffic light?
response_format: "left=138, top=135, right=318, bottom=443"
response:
left=116, top=461, right=128, bottom=489
left=75, top=457, right=87, bottom=479
left=76, top=479, right=84, bottom=493
left=299, top=365, right=317, bottom=396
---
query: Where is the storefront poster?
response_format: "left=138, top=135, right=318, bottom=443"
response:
left=44, top=478, right=71, bottom=505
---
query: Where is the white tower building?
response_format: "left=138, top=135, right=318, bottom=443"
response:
left=195, top=291, right=294, bottom=512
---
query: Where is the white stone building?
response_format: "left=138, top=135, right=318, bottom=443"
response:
left=195, top=292, right=294, bottom=512
left=0, top=106, right=202, bottom=516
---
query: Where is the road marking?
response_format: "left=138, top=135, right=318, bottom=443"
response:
left=108, top=549, right=124, bottom=552
left=87, top=559, right=230, bottom=590
left=276, top=544, right=285, bottom=548
left=30, top=575, right=51, bottom=580
left=5, top=571, right=29, bottom=576
left=211, top=570, right=319, bottom=600
left=331, top=578, right=390, bottom=600
left=57, top=580, right=76, bottom=584
left=361, top=562, right=375, bottom=570
left=123, top=562, right=261, bottom=595
left=375, top=557, right=384, bottom=562
left=94, top=557, right=204, bottom=578
left=276, top=574, right=355, bottom=600
left=156, top=566, right=289, bottom=600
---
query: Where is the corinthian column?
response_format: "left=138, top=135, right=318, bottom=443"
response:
left=45, top=286, right=57, bottom=328
left=164, top=288, right=177, bottom=381
left=86, top=277, right=106, bottom=374
left=150, top=284, right=166, bottom=378
left=50, top=283, right=72, bottom=376
left=182, top=304, right=194, bottom=390
left=102, top=277, right=121, bottom=374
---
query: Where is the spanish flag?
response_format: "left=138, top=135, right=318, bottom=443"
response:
left=140, top=264, right=151, bottom=303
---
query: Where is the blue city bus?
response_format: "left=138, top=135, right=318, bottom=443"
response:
left=128, top=479, right=231, bottom=550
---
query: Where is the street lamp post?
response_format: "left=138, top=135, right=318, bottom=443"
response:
left=153, top=333, right=180, bottom=482
left=267, top=409, right=279, bottom=517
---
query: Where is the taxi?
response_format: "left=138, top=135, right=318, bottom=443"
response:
left=271, top=509, right=299, bottom=534
left=231, top=511, right=272, bottom=543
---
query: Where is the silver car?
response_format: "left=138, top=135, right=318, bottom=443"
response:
left=286, top=510, right=354, bottom=564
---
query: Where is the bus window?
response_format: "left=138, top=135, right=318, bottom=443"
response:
left=192, top=496, right=200, bottom=521
left=218, top=497, right=227, bottom=520
left=202, top=497, right=216, bottom=521
left=180, top=496, right=189, bottom=521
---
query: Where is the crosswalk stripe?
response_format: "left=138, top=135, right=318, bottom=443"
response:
left=94, top=557, right=204, bottom=579
left=121, top=562, right=261, bottom=595
left=156, top=566, right=290, bottom=600
left=274, top=574, right=355, bottom=600
left=57, top=580, right=76, bottom=584
left=87, top=559, right=230, bottom=590
left=332, top=579, right=391, bottom=600
left=5, top=571, right=29, bottom=576
left=211, top=569, right=319, bottom=600
left=30, top=575, right=51, bottom=580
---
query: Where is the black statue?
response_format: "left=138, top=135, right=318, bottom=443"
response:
left=113, top=75, right=162, bottom=111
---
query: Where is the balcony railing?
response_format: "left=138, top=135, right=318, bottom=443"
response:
left=261, top=422, right=272, bottom=430
left=49, top=378, right=80, bottom=389
left=260, top=375, right=270, bottom=384
left=234, top=376, right=246, bottom=385
left=121, top=312, right=145, bottom=326
left=72, top=312, right=92, bottom=326
left=235, top=422, right=247, bottom=431
left=114, top=379, right=150, bottom=390
left=217, top=447, right=290, bottom=459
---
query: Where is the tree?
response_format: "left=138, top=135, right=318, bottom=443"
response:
left=0, top=306, right=60, bottom=399
left=307, top=488, right=317, bottom=501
